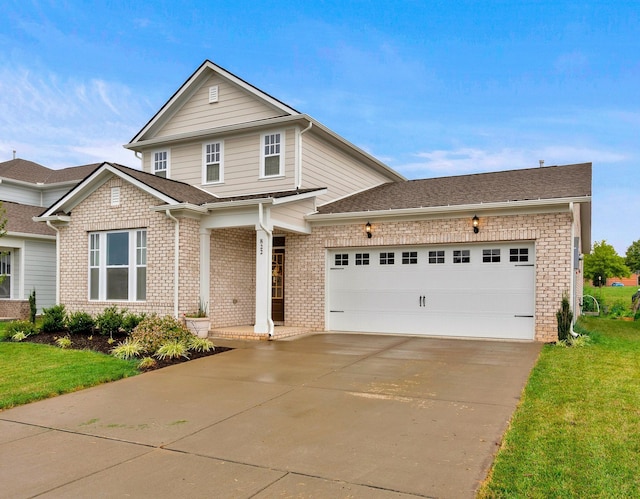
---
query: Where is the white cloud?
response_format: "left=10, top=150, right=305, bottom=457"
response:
left=0, top=66, right=147, bottom=168
left=396, top=145, right=628, bottom=179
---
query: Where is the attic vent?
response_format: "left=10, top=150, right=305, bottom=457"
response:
left=208, top=85, right=219, bottom=103
left=111, top=186, right=121, bottom=206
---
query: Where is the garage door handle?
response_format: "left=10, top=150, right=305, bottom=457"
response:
left=514, top=315, right=534, bottom=318
left=419, top=295, right=426, bottom=307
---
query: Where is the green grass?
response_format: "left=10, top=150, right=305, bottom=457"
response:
left=584, top=285, right=638, bottom=315
left=478, top=317, right=640, bottom=498
left=0, top=342, right=139, bottom=410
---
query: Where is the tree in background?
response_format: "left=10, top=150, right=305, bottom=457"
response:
left=625, top=239, right=640, bottom=275
left=584, top=240, right=630, bottom=286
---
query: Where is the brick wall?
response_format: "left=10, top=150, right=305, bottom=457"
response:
left=0, top=300, right=29, bottom=320
left=58, top=176, right=196, bottom=317
left=209, top=228, right=255, bottom=327
left=286, top=211, right=574, bottom=342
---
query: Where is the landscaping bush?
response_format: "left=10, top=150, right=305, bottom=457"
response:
left=122, top=312, right=145, bottom=334
left=28, top=290, right=36, bottom=324
left=41, top=304, right=67, bottom=333
left=95, top=306, right=126, bottom=337
left=5, top=320, right=38, bottom=341
left=130, top=315, right=193, bottom=355
left=66, top=311, right=95, bottom=335
left=556, top=292, right=573, bottom=342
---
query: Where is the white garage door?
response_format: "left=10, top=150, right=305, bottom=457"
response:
left=327, top=243, right=535, bottom=340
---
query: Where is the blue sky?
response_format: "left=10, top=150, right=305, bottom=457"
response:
left=1, top=0, right=638, bottom=255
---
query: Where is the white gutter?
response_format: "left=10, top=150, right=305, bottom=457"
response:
left=46, top=221, right=61, bottom=305
left=165, top=210, right=180, bottom=318
left=258, top=202, right=274, bottom=337
left=307, top=196, right=592, bottom=223
left=296, top=121, right=313, bottom=189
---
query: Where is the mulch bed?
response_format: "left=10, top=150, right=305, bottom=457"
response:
left=26, top=332, right=232, bottom=371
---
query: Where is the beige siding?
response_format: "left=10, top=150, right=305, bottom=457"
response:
left=301, top=133, right=393, bottom=205
left=143, top=128, right=297, bottom=196
left=271, top=198, right=316, bottom=232
left=156, top=74, right=285, bottom=138
left=286, top=211, right=574, bottom=342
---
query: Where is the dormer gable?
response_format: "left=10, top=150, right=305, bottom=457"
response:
left=128, top=60, right=301, bottom=145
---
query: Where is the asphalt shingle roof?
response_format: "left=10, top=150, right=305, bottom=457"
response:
left=2, top=200, right=55, bottom=236
left=317, top=163, right=592, bottom=214
left=0, top=159, right=98, bottom=184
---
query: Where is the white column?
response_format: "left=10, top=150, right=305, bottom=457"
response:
left=199, top=228, right=210, bottom=313
left=254, top=228, right=272, bottom=333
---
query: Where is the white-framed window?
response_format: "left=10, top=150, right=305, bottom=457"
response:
left=89, top=229, right=147, bottom=301
left=453, top=249, right=471, bottom=264
left=335, top=254, right=349, bottom=266
left=261, top=131, right=284, bottom=177
left=428, top=250, right=445, bottom=264
left=0, top=252, right=11, bottom=299
left=355, top=253, right=370, bottom=266
left=380, top=252, right=395, bottom=265
left=203, top=141, right=223, bottom=184
left=153, top=150, right=169, bottom=178
left=482, top=249, right=501, bottom=263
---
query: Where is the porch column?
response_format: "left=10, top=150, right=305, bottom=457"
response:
left=254, top=228, right=272, bottom=334
left=199, top=228, right=211, bottom=313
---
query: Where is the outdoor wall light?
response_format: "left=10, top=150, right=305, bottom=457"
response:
left=365, top=221, right=372, bottom=238
left=472, top=215, right=480, bottom=234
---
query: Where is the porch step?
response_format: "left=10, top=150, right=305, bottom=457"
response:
left=208, top=325, right=317, bottom=341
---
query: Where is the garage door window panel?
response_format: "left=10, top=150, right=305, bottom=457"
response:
left=453, top=250, right=471, bottom=263
left=429, top=250, right=445, bottom=264
left=335, top=254, right=349, bottom=266
left=510, top=248, right=529, bottom=262
left=483, top=249, right=501, bottom=263
left=380, top=252, right=395, bottom=265
left=402, top=251, right=418, bottom=264
left=355, top=253, right=370, bottom=265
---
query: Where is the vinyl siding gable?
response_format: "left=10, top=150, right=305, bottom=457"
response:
left=155, top=74, right=287, bottom=139
left=23, top=239, right=56, bottom=312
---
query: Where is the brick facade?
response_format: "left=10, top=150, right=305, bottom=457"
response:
left=286, top=211, right=578, bottom=342
left=57, top=176, right=580, bottom=343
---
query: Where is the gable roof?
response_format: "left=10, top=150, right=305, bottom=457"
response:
left=128, top=60, right=300, bottom=145
left=0, top=159, right=97, bottom=185
left=2, top=200, right=55, bottom=237
left=316, top=163, right=592, bottom=214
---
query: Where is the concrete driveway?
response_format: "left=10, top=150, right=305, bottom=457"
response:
left=0, top=333, right=540, bottom=498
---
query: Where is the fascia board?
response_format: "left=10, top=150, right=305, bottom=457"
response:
left=124, top=115, right=307, bottom=150
left=128, top=60, right=299, bottom=145
left=150, top=203, right=209, bottom=214
left=271, top=189, right=327, bottom=205
left=307, top=196, right=592, bottom=223
left=202, top=198, right=275, bottom=210
left=40, top=164, right=178, bottom=217
left=32, top=215, right=71, bottom=223
left=5, top=231, right=56, bottom=241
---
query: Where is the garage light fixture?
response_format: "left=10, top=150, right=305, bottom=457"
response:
left=365, top=221, right=372, bottom=238
left=472, top=215, right=480, bottom=234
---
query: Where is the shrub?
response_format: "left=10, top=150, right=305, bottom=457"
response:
left=556, top=292, right=573, bottom=342
left=155, top=340, right=190, bottom=360
left=188, top=336, right=215, bottom=352
left=130, top=315, right=193, bottom=355
left=41, top=304, right=67, bottom=333
left=122, top=312, right=145, bottom=334
left=55, top=336, right=72, bottom=349
left=5, top=320, right=38, bottom=340
left=95, top=306, right=126, bottom=337
left=66, top=311, right=95, bottom=335
left=28, top=290, right=36, bottom=324
left=111, top=339, right=143, bottom=360
left=138, top=356, right=157, bottom=370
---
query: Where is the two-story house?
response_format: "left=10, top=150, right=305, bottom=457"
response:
left=0, top=158, right=96, bottom=316
left=36, top=60, right=591, bottom=342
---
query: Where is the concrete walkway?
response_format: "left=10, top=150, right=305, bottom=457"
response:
left=0, top=333, right=541, bottom=498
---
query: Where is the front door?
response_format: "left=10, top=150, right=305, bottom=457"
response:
left=272, top=248, right=285, bottom=322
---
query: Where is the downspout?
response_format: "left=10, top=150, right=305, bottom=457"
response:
left=569, top=202, right=578, bottom=338
left=258, top=203, right=274, bottom=337
left=165, top=210, right=180, bottom=318
left=296, top=121, right=313, bottom=189
left=46, top=221, right=61, bottom=305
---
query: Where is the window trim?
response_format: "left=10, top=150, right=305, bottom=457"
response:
left=202, top=140, right=224, bottom=184
left=260, top=131, right=285, bottom=178
left=0, top=251, right=12, bottom=299
left=152, top=150, right=170, bottom=178
left=88, top=229, right=147, bottom=302
left=428, top=250, right=445, bottom=264
left=453, top=249, right=471, bottom=264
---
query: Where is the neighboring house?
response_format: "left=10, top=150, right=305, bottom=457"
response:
left=36, top=60, right=592, bottom=342
left=0, top=159, right=97, bottom=315
left=608, top=274, right=640, bottom=287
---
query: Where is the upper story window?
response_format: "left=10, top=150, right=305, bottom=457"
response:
left=262, top=132, right=283, bottom=177
left=153, top=150, right=169, bottom=178
left=203, top=141, right=223, bottom=184
left=89, top=229, right=147, bottom=302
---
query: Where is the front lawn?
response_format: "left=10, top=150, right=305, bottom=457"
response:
left=0, top=342, right=139, bottom=410
left=478, top=317, right=640, bottom=497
